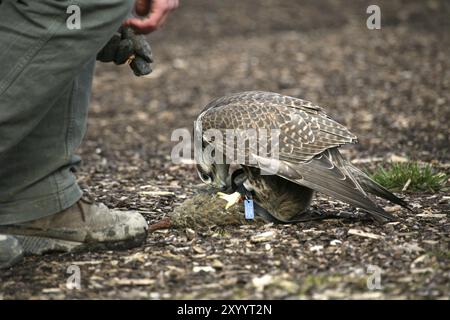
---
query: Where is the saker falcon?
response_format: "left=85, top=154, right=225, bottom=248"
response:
left=195, top=91, right=409, bottom=223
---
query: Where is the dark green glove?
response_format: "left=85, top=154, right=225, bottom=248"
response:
left=97, top=26, right=153, bottom=76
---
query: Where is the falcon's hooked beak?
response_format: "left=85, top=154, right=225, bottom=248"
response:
left=196, top=163, right=230, bottom=191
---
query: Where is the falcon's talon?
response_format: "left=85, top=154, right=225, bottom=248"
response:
left=217, top=192, right=242, bottom=209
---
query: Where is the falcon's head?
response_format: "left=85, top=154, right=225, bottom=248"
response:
left=196, top=161, right=230, bottom=191
left=194, top=106, right=232, bottom=190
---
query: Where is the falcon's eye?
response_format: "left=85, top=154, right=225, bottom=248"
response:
left=201, top=173, right=212, bottom=183
left=198, top=171, right=212, bottom=183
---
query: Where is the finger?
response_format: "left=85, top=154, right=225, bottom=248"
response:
left=130, top=33, right=153, bottom=63
left=96, top=32, right=121, bottom=62
left=123, top=18, right=156, bottom=34
left=134, top=0, right=151, bottom=16
left=124, top=10, right=168, bottom=34
left=168, top=0, right=176, bottom=10
left=115, top=39, right=134, bottom=65
left=130, top=56, right=152, bottom=76
left=172, top=0, right=180, bottom=9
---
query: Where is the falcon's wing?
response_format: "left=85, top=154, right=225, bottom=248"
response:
left=198, top=91, right=357, bottom=163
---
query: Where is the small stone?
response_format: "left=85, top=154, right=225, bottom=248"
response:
left=112, top=278, right=155, bottom=286
left=252, top=274, right=273, bottom=291
left=149, top=292, right=160, bottom=299
left=42, top=288, right=61, bottom=294
left=211, top=259, right=224, bottom=269
left=185, top=228, right=196, bottom=241
left=384, top=205, right=402, bottom=213
left=309, top=245, right=324, bottom=252
left=192, top=245, right=205, bottom=254
left=348, top=229, right=383, bottom=240
left=330, top=239, right=342, bottom=246
left=389, top=154, right=408, bottom=162
left=193, top=266, right=215, bottom=273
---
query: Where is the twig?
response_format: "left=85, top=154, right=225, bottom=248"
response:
left=149, top=218, right=172, bottom=232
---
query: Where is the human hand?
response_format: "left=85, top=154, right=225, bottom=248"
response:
left=123, top=0, right=179, bottom=34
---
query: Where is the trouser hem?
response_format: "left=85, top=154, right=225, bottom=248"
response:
left=0, top=183, right=82, bottom=225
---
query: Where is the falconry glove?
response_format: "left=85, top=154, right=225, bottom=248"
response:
left=97, top=26, right=153, bottom=76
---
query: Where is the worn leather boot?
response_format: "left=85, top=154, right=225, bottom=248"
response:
left=0, top=198, right=148, bottom=255
left=0, top=235, right=23, bottom=269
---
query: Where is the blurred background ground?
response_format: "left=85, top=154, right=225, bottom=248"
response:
left=1, top=0, right=449, bottom=299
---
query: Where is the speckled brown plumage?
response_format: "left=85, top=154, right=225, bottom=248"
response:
left=198, top=91, right=357, bottom=163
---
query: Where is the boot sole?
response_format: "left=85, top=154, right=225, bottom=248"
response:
left=15, top=233, right=147, bottom=256
left=0, top=253, right=24, bottom=269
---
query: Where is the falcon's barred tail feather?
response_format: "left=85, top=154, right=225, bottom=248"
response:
left=345, top=165, right=411, bottom=210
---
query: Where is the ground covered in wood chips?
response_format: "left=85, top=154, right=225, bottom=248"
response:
left=1, top=0, right=449, bottom=299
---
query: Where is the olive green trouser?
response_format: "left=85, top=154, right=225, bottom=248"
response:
left=0, top=0, right=133, bottom=225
